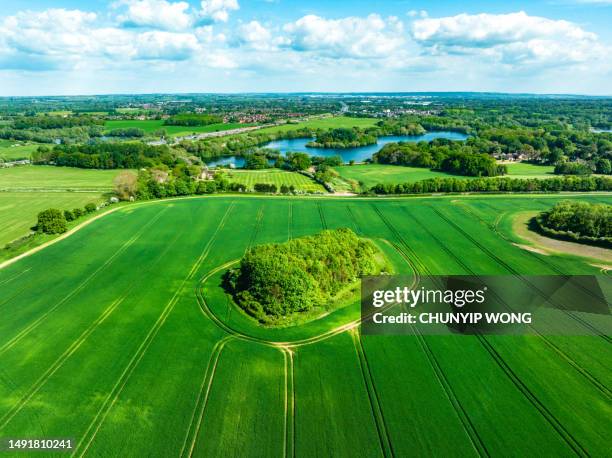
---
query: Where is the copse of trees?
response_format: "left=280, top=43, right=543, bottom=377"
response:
left=223, top=228, right=377, bottom=324
left=12, top=115, right=103, bottom=130
left=306, top=127, right=377, bottom=148
left=554, top=162, right=593, bottom=175
left=373, top=139, right=506, bottom=177
left=163, top=114, right=223, bottom=126
left=32, top=142, right=177, bottom=169
left=369, top=175, right=612, bottom=195
left=534, top=201, right=611, bottom=248
left=107, top=128, right=145, bottom=138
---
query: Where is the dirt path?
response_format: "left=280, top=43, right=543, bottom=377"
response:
left=512, top=212, right=612, bottom=266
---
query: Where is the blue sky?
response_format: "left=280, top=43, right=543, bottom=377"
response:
left=0, top=0, right=610, bottom=95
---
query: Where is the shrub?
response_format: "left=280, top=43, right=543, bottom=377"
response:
left=36, top=209, right=67, bottom=234
left=84, top=203, right=97, bottom=213
left=64, top=210, right=75, bottom=222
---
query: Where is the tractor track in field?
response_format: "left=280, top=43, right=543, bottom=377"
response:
left=73, top=203, right=235, bottom=458
left=429, top=205, right=611, bottom=343
left=345, top=204, right=363, bottom=235
left=287, top=202, right=293, bottom=241
left=0, top=226, right=187, bottom=432
left=317, top=202, right=328, bottom=230
left=350, top=329, right=394, bottom=458
left=281, top=347, right=296, bottom=458
left=0, top=268, right=31, bottom=287
left=0, top=207, right=169, bottom=358
left=370, top=204, right=488, bottom=457
left=405, top=206, right=611, bottom=399
left=180, top=336, right=235, bottom=458
left=401, top=207, right=595, bottom=455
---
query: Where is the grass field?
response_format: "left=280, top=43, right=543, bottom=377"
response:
left=335, top=164, right=467, bottom=187
left=0, top=166, right=118, bottom=245
left=505, top=162, right=556, bottom=178
left=0, top=194, right=610, bottom=456
left=104, top=120, right=248, bottom=137
left=220, top=169, right=325, bottom=193
left=0, top=166, right=120, bottom=191
left=256, top=116, right=379, bottom=134
left=334, top=162, right=560, bottom=188
left=0, top=192, right=104, bottom=246
left=0, top=143, right=40, bottom=161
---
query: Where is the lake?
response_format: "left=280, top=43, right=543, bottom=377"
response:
left=205, top=131, right=468, bottom=167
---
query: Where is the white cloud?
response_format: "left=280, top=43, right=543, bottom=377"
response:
left=134, top=31, right=200, bottom=60
left=283, top=14, right=405, bottom=59
left=199, top=0, right=239, bottom=23
left=116, top=0, right=193, bottom=31
left=235, top=21, right=288, bottom=51
left=412, top=11, right=606, bottom=66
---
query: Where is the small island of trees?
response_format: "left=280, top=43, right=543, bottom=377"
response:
left=534, top=201, right=611, bottom=248
left=223, top=228, right=382, bottom=325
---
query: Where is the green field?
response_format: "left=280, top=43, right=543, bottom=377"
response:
left=0, top=194, right=610, bottom=456
left=0, top=166, right=120, bottom=191
left=104, top=120, right=248, bottom=137
left=335, top=162, right=560, bottom=188
left=0, top=142, right=40, bottom=161
left=505, top=162, right=556, bottom=178
left=0, top=192, right=104, bottom=246
left=0, top=166, right=118, bottom=245
left=335, top=164, right=466, bottom=187
left=256, top=116, right=379, bottom=134
left=220, top=169, right=325, bottom=193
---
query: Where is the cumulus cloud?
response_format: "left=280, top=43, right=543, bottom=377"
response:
left=283, top=14, right=405, bottom=59
left=116, top=0, right=193, bottom=31
left=134, top=31, right=199, bottom=60
left=199, top=0, right=239, bottom=23
left=412, top=11, right=605, bottom=66
left=235, top=21, right=288, bottom=51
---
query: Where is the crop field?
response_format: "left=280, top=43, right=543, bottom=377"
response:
left=220, top=169, right=325, bottom=193
left=104, top=120, right=248, bottom=137
left=256, top=116, right=379, bottom=134
left=0, top=194, right=610, bottom=456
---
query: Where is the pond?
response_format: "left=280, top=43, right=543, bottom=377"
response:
left=205, top=131, right=468, bottom=168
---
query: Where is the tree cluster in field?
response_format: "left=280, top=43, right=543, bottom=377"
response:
left=223, top=228, right=377, bottom=324
left=373, top=138, right=506, bottom=177
left=12, top=116, right=103, bottom=130
left=163, top=114, right=223, bottom=126
left=534, top=200, right=611, bottom=248
left=369, top=175, right=612, bottom=195
left=306, top=127, right=377, bottom=148
left=36, top=203, right=99, bottom=234
left=106, top=128, right=145, bottom=138
left=32, top=142, right=176, bottom=169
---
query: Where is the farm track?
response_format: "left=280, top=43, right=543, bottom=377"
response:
left=369, top=204, right=487, bottom=457
left=287, top=202, right=293, bottom=241
left=0, top=268, right=30, bottom=287
left=404, top=206, right=611, bottom=399
left=0, top=226, right=187, bottom=431
left=281, top=347, right=296, bottom=458
left=350, top=329, right=394, bottom=458
left=345, top=205, right=363, bottom=235
left=180, top=336, right=235, bottom=458
left=429, top=205, right=611, bottom=342
left=317, top=202, right=328, bottom=230
left=73, top=203, right=235, bottom=457
left=0, top=207, right=169, bottom=357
